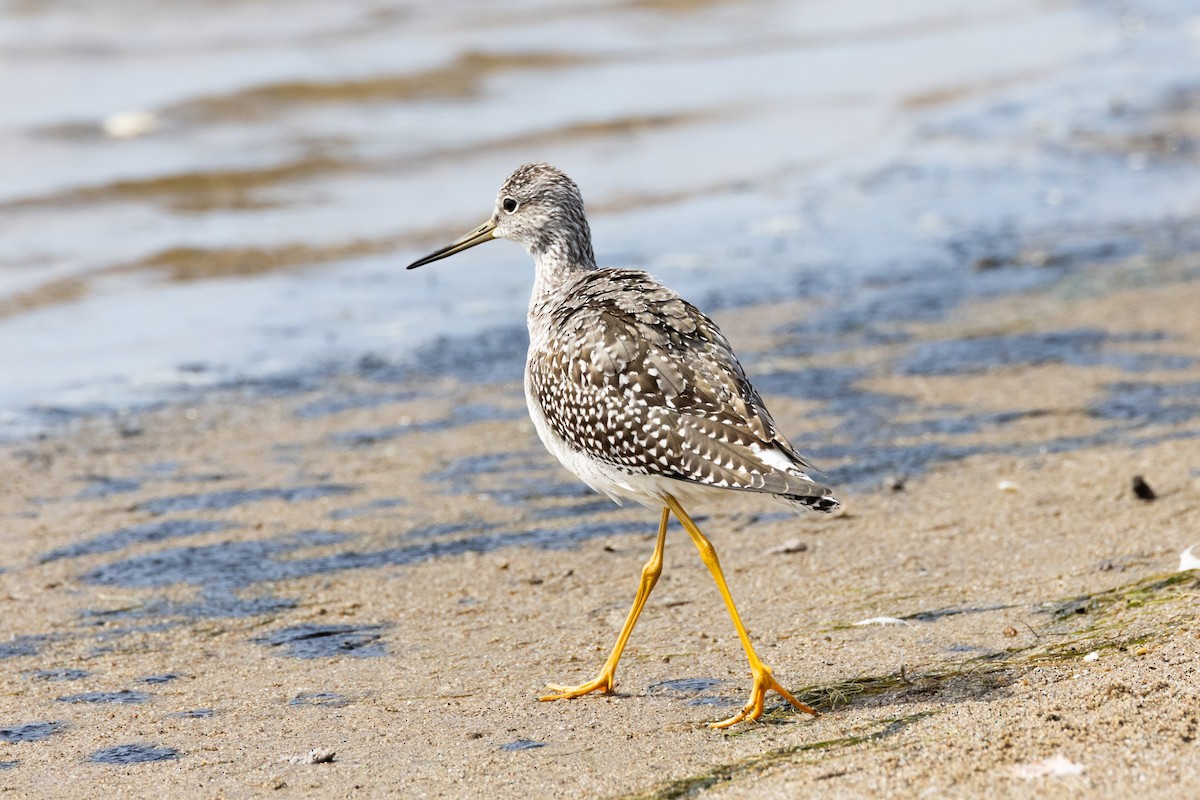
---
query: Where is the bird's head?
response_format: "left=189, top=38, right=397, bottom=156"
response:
left=406, top=162, right=594, bottom=270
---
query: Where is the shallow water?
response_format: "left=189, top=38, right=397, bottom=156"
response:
left=87, top=743, right=178, bottom=765
left=1, top=0, right=1199, bottom=438
left=254, top=622, right=390, bottom=658
left=57, top=690, right=149, bottom=705
left=0, top=721, right=64, bottom=744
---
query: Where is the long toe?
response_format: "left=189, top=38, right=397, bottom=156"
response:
left=770, top=674, right=818, bottom=717
left=709, top=665, right=816, bottom=728
left=539, top=675, right=614, bottom=702
left=710, top=700, right=758, bottom=729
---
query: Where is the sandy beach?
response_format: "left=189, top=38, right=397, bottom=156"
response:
left=3, top=0, right=1200, bottom=796
left=2, top=239, right=1198, bottom=797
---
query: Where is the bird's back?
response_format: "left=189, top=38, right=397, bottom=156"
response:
left=525, top=268, right=838, bottom=513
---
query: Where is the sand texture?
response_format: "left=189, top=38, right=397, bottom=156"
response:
left=1, top=250, right=1199, bottom=798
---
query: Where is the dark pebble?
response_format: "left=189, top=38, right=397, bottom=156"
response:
left=1131, top=475, right=1156, bottom=501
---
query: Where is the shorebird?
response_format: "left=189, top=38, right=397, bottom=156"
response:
left=407, top=163, right=839, bottom=728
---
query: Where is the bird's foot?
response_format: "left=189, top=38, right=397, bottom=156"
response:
left=538, top=671, right=615, bottom=702
left=710, top=662, right=817, bottom=729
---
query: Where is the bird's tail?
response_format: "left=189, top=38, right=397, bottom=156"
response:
left=776, top=482, right=840, bottom=514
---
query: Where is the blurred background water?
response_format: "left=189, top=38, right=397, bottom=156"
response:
left=1, top=0, right=1198, bottom=439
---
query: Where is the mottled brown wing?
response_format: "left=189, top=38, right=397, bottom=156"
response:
left=528, top=269, right=823, bottom=497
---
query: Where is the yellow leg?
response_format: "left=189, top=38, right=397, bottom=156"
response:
left=663, top=494, right=817, bottom=729
left=540, top=507, right=670, bottom=701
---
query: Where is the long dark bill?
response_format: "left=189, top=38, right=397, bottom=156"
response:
left=406, top=219, right=497, bottom=269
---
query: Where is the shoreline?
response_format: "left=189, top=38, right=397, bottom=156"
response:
left=2, top=236, right=1198, bottom=797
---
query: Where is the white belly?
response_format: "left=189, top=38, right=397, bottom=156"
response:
left=523, top=369, right=726, bottom=510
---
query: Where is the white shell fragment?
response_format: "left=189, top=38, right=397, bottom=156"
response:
left=1082, top=651, right=1099, bottom=662
left=1010, top=754, right=1085, bottom=780
left=766, top=538, right=808, bottom=555
left=997, top=480, right=1019, bottom=493
left=283, top=749, right=336, bottom=764
left=1180, top=544, right=1200, bottom=572
left=853, top=617, right=911, bottom=627
left=102, top=110, right=159, bottom=139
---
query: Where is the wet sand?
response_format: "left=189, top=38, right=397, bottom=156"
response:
left=13, top=0, right=1197, bottom=439
left=2, top=242, right=1198, bottom=798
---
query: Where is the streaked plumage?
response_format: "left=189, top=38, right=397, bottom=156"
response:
left=407, top=162, right=839, bottom=728
left=526, top=267, right=837, bottom=512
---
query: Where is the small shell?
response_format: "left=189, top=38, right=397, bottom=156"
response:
left=1010, top=754, right=1084, bottom=780
left=1179, top=544, right=1200, bottom=572
left=102, top=110, right=159, bottom=139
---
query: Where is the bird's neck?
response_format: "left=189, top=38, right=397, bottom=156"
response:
left=529, top=234, right=596, bottom=312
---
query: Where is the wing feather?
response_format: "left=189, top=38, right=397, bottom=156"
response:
left=527, top=269, right=831, bottom=504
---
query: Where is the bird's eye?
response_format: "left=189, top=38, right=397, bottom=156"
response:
left=502, top=197, right=519, bottom=213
